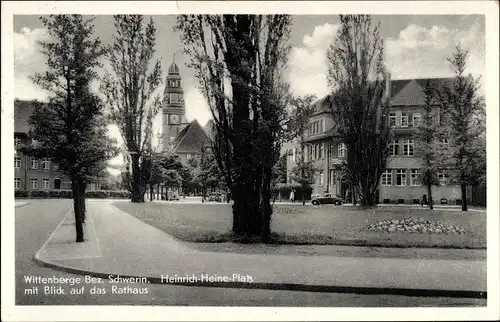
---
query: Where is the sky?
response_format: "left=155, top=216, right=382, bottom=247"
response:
left=13, top=14, right=485, bottom=174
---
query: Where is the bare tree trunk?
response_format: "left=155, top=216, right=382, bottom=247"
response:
left=80, top=182, right=86, bottom=224
left=461, top=183, right=468, bottom=211
left=352, top=183, right=357, bottom=206
left=261, top=168, right=272, bottom=243
left=131, top=154, right=143, bottom=203
left=427, top=183, right=434, bottom=210
left=72, top=180, right=84, bottom=243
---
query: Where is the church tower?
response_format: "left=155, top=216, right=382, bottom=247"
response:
left=162, top=56, right=189, bottom=151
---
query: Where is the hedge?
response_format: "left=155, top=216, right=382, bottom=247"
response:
left=15, top=189, right=131, bottom=199
left=272, top=183, right=313, bottom=201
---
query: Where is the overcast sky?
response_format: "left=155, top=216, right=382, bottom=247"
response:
left=14, top=14, right=485, bottom=173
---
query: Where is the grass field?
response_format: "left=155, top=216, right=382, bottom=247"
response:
left=112, top=202, right=486, bottom=249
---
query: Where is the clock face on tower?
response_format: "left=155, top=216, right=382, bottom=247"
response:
left=169, top=114, right=180, bottom=124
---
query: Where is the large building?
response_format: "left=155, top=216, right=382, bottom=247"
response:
left=14, top=100, right=101, bottom=192
left=160, top=59, right=211, bottom=161
left=285, top=77, right=466, bottom=205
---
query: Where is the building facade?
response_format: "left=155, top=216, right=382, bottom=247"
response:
left=285, top=77, right=464, bottom=205
left=14, top=100, right=101, bottom=192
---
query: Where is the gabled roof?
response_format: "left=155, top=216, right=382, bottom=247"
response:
left=311, top=95, right=335, bottom=116
left=391, top=79, right=426, bottom=106
left=390, top=77, right=454, bottom=106
left=203, top=119, right=215, bottom=138
left=172, top=119, right=209, bottom=154
left=14, top=99, right=35, bottom=133
left=311, top=77, right=455, bottom=112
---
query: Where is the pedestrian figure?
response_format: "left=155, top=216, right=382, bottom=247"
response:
left=421, top=194, right=428, bottom=207
left=289, top=190, right=295, bottom=203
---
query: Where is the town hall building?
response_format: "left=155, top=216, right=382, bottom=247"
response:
left=160, top=58, right=211, bottom=161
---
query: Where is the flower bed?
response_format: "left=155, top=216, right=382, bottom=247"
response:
left=365, top=217, right=468, bottom=235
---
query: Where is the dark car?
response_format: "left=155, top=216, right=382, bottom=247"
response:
left=311, top=193, right=343, bottom=206
left=162, top=192, right=179, bottom=201
left=208, top=193, right=222, bottom=202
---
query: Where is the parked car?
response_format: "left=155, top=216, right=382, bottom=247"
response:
left=311, top=193, right=343, bottom=206
left=164, top=192, right=179, bottom=201
left=208, top=193, right=222, bottom=202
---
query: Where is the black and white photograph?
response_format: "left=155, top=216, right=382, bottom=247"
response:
left=2, top=1, right=499, bottom=321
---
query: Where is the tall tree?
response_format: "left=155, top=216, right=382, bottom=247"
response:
left=101, top=15, right=163, bottom=203
left=414, top=81, right=441, bottom=209
left=176, top=15, right=292, bottom=242
left=195, top=146, right=223, bottom=202
left=287, top=94, right=317, bottom=205
left=271, top=154, right=288, bottom=191
left=326, top=15, right=391, bottom=206
left=439, top=45, right=486, bottom=211
left=27, top=15, right=117, bottom=242
left=290, top=157, right=316, bottom=205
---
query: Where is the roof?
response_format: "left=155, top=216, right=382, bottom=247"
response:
left=14, top=99, right=35, bottom=133
left=168, top=62, right=180, bottom=74
left=172, top=119, right=209, bottom=154
left=311, top=95, right=335, bottom=116
left=203, top=119, right=215, bottom=138
left=389, top=78, right=454, bottom=106
left=311, top=77, right=454, bottom=113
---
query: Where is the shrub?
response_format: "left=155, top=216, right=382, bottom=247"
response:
left=49, top=190, right=72, bottom=198
left=14, top=189, right=131, bottom=199
left=108, top=190, right=131, bottom=199
left=30, top=190, right=49, bottom=198
left=86, top=190, right=110, bottom=199
left=14, top=190, right=29, bottom=198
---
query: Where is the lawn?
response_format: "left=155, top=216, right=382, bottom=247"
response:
left=112, top=202, right=486, bottom=249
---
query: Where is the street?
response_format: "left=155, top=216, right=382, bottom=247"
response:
left=14, top=200, right=486, bottom=306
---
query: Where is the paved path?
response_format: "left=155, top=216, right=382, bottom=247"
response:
left=20, top=201, right=451, bottom=307
left=15, top=200, right=29, bottom=208
left=34, top=200, right=486, bottom=298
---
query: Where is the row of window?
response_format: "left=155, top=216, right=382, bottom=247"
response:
left=308, top=142, right=347, bottom=161
left=168, top=80, right=181, bottom=88
left=14, top=178, right=54, bottom=190
left=388, top=138, right=449, bottom=156
left=389, top=112, right=422, bottom=128
left=380, top=169, right=449, bottom=187
left=305, top=111, right=446, bottom=138
left=308, top=119, right=324, bottom=135
left=14, top=157, right=52, bottom=170
left=287, top=142, right=348, bottom=164
left=303, top=168, right=450, bottom=188
left=288, top=137, right=450, bottom=162
left=389, top=111, right=450, bottom=128
left=389, top=139, right=414, bottom=156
